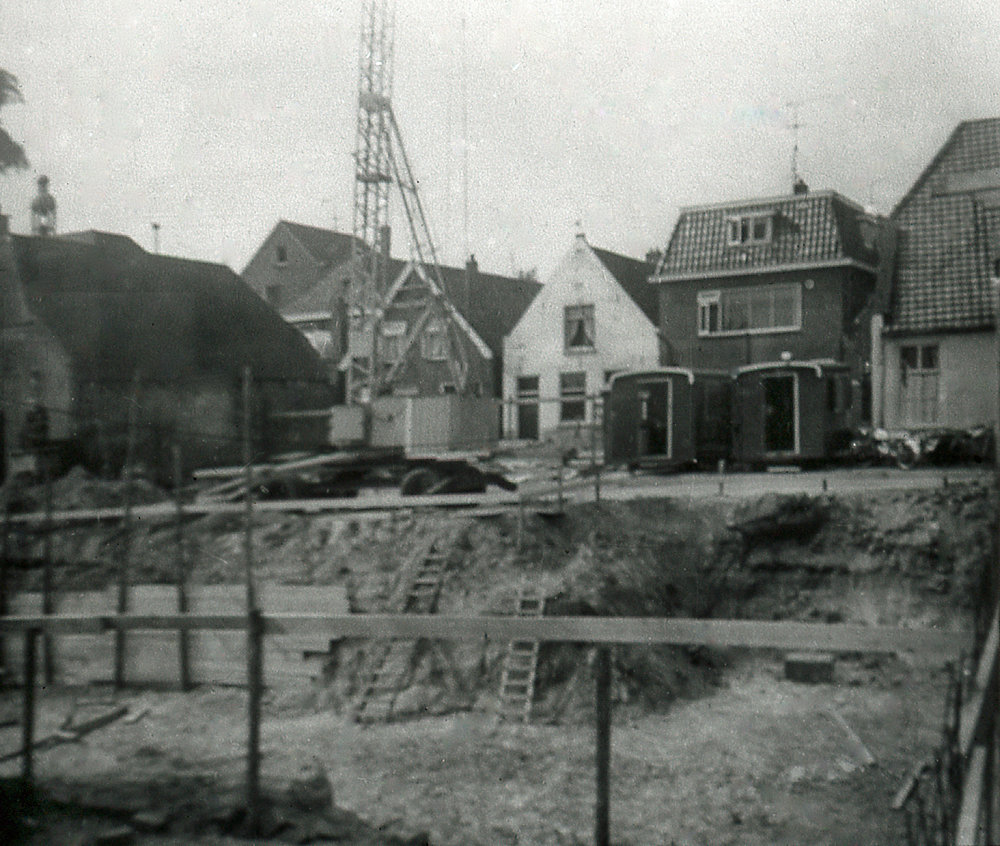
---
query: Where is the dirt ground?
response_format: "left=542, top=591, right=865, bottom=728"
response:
left=0, top=475, right=993, bottom=845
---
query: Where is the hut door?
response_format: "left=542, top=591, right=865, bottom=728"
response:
left=762, top=373, right=797, bottom=453
left=516, top=376, right=539, bottom=440
left=638, top=379, right=671, bottom=458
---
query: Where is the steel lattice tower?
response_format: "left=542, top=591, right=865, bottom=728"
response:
left=347, top=0, right=467, bottom=403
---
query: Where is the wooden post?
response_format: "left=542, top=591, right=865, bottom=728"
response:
left=173, top=443, right=191, bottom=691
left=246, top=606, right=264, bottom=836
left=594, top=645, right=611, bottom=846
left=21, top=628, right=38, bottom=792
left=116, top=371, right=141, bottom=690
left=242, top=366, right=262, bottom=835
left=590, top=396, right=600, bottom=504
left=242, top=367, right=256, bottom=613
left=42, top=458, right=54, bottom=684
left=1, top=505, right=10, bottom=669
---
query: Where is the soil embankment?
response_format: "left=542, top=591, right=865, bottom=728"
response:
left=1, top=474, right=993, bottom=845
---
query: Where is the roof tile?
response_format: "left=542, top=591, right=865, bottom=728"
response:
left=889, top=119, right=1000, bottom=333
left=655, top=190, right=879, bottom=279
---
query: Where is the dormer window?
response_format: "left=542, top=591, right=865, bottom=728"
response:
left=275, top=245, right=287, bottom=264
left=727, top=213, right=773, bottom=246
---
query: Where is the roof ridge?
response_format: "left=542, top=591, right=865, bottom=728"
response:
left=676, top=188, right=859, bottom=215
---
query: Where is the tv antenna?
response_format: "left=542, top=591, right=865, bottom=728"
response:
left=785, top=96, right=835, bottom=188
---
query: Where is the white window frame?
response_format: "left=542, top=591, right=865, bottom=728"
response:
left=559, top=371, right=587, bottom=422
left=696, top=283, right=801, bottom=337
left=379, top=320, right=407, bottom=363
left=564, top=304, right=596, bottom=352
left=421, top=317, right=449, bottom=361
left=727, top=213, right=773, bottom=246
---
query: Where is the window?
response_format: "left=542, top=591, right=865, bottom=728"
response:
left=275, top=245, right=287, bottom=264
left=899, top=344, right=939, bottom=424
left=727, top=213, right=773, bottom=246
left=422, top=318, right=449, bottom=361
left=564, top=304, right=595, bottom=352
left=559, top=372, right=586, bottom=422
left=379, top=321, right=407, bottom=363
left=697, top=283, right=801, bottom=336
left=516, top=375, right=540, bottom=397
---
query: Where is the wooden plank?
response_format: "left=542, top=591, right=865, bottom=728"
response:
left=2, top=490, right=522, bottom=525
left=264, top=615, right=972, bottom=655
left=956, top=744, right=987, bottom=846
left=0, top=613, right=972, bottom=655
left=959, top=603, right=999, bottom=756
left=2, top=586, right=347, bottom=685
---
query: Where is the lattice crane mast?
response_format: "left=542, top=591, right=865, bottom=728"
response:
left=347, top=0, right=468, bottom=403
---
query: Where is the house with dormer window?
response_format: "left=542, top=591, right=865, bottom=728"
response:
left=503, top=233, right=661, bottom=442
left=871, top=119, right=1000, bottom=433
left=652, top=187, right=892, bottom=422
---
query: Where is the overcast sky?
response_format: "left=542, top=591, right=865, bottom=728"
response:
left=2, top=0, right=998, bottom=280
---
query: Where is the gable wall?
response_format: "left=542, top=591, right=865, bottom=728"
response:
left=378, top=297, right=495, bottom=398
left=242, top=225, right=324, bottom=311
left=502, top=241, right=660, bottom=440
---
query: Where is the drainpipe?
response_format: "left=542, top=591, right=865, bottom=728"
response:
left=870, top=312, right=885, bottom=429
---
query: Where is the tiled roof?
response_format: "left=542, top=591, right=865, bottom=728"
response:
left=281, top=229, right=541, bottom=358
left=654, top=190, right=880, bottom=279
left=435, top=262, right=542, bottom=355
left=591, top=246, right=658, bottom=323
left=887, top=119, right=1000, bottom=334
left=280, top=220, right=357, bottom=267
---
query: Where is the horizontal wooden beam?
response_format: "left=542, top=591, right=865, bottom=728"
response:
left=2, top=491, right=523, bottom=526
left=0, top=613, right=972, bottom=655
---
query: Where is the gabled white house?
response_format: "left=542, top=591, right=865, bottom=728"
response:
left=503, top=233, right=661, bottom=443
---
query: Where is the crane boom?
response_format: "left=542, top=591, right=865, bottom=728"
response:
left=346, top=0, right=468, bottom=403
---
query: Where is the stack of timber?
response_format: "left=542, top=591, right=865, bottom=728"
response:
left=498, top=583, right=545, bottom=722
left=350, top=534, right=451, bottom=723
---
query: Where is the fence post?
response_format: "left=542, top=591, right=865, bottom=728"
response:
left=242, top=367, right=256, bottom=612
left=21, top=628, right=38, bottom=793
left=173, top=443, right=191, bottom=691
left=42, top=453, right=55, bottom=685
left=241, top=367, right=263, bottom=835
left=116, top=371, right=141, bottom=690
left=1, top=505, right=10, bottom=673
left=246, top=606, right=264, bottom=836
left=594, top=645, right=611, bottom=846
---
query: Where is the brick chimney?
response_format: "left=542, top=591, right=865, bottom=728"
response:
left=460, top=254, right=477, bottom=316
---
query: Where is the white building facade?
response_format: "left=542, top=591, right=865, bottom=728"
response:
left=502, top=234, right=661, bottom=445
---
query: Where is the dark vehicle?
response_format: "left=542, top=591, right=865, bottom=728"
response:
left=732, top=359, right=857, bottom=469
left=605, top=368, right=731, bottom=471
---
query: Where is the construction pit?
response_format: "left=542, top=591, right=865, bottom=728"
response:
left=0, top=471, right=994, bottom=846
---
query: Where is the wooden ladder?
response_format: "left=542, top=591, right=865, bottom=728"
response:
left=498, top=583, right=545, bottom=722
left=351, top=536, right=450, bottom=723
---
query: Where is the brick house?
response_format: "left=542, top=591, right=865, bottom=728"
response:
left=651, top=187, right=892, bottom=422
left=242, top=222, right=539, bottom=400
left=871, top=118, right=1000, bottom=432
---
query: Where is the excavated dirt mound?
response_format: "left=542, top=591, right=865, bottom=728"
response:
left=1, top=474, right=993, bottom=844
